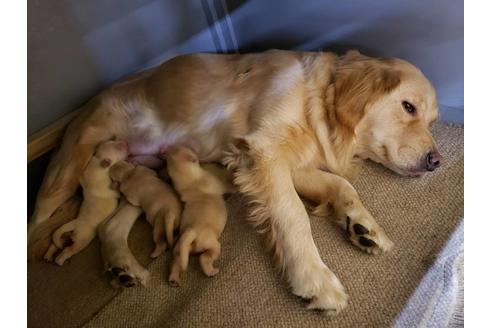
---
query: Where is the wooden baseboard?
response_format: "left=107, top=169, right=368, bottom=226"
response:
left=27, top=109, right=82, bottom=163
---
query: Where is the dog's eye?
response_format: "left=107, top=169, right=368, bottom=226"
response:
left=402, top=101, right=416, bottom=115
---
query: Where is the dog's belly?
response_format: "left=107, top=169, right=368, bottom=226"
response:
left=127, top=138, right=168, bottom=156
left=125, top=109, right=231, bottom=162
left=127, top=134, right=226, bottom=162
left=109, top=51, right=306, bottom=163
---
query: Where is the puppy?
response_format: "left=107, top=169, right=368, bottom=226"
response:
left=44, top=140, right=128, bottom=265
left=109, top=161, right=182, bottom=258
left=166, top=146, right=234, bottom=286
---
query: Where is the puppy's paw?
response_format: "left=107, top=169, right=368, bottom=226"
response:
left=345, top=215, right=394, bottom=255
left=291, top=264, right=348, bottom=315
left=103, top=251, right=150, bottom=288
left=168, top=271, right=181, bottom=287
left=43, top=244, right=59, bottom=262
left=107, top=267, right=137, bottom=288
left=106, top=265, right=149, bottom=288
left=204, top=267, right=219, bottom=277
left=150, top=240, right=167, bottom=259
left=168, top=276, right=181, bottom=287
left=168, top=261, right=182, bottom=287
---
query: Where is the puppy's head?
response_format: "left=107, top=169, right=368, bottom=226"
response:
left=95, top=140, right=129, bottom=169
left=109, top=161, right=135, bottom=182
left=335, top=50, right=441, bottom=177
left=165, top=146, right=200, bottom=177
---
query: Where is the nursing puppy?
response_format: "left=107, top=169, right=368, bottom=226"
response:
left=44, top=140, right=128, bottom=265
left=166, top=146, right=233, bottom=286
left=109, top=161, right=182, bottom=258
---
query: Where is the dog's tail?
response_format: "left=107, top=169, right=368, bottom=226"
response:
left=176, top=229, right=197, bottom=272
left=27, top=195, right=81, bottom=261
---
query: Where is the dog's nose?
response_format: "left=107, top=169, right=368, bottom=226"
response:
left=425, top=151, right=442, bottom=171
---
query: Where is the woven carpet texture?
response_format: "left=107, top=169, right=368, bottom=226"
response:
left=27, top=122, right=464, bottom=328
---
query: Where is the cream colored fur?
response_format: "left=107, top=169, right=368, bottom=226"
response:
left=109, top=161, right=182, bottom=258
left=166, top=147, right=233, bottom=286
left=98, top=199, right=150, bottom=287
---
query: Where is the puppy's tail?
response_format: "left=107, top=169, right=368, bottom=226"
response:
left=175, top=229, right=197, bottom=272
left=27, top=195, right=81, bottom=261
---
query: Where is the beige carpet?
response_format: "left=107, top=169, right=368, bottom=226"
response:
left=27, top=122, right=463, bottom=328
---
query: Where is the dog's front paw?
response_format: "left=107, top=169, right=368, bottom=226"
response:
left=345, top=214, right=394, bottom=255
left=291, top=264, right=348, bottom=315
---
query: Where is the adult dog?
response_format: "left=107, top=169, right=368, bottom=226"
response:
left=28, top=49, right=441, bottom=314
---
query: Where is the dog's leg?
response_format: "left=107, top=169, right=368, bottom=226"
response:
left=234, top=158, right=348, bottom=314
left=292, top=168, right=394, bottom=254
left=28, top=103, right=117, bottom=243
left=98, top=200, right=149, bottom=287
left=28, top=149, right=81, bottom=241
left=28, top=195, right=82, bottom=261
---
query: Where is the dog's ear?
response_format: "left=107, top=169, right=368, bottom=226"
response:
left=234, top=138, right=250, bottom=152
left=334, top=57, right=400, bottom=131
left=344, top=49, right=363, bottom=60
left=100, top=158, right=112, bottom=168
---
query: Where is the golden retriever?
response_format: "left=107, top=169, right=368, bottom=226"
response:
left=28, top=49, right=441, bottom=314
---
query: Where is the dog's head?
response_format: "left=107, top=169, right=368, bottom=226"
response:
left=335, top=50, right=441, bottom=177
left=108, top=160, right=135, bottom=182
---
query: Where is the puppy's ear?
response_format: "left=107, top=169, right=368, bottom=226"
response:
left=100, top=158, right=112, bottom=168
left=184, top=151, right=198, bottom=163
left=110, top=181, right=120, bottom=190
